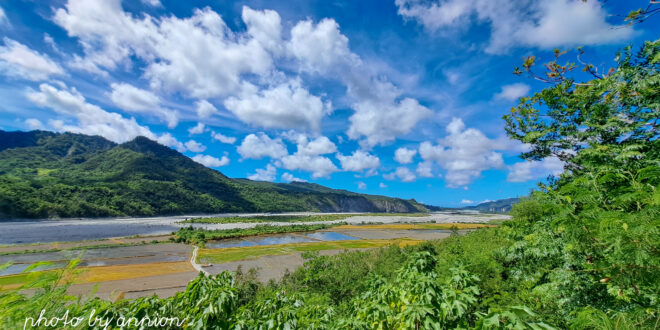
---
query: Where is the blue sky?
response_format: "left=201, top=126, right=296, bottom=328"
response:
left=0, top=0, right=657, bottom=207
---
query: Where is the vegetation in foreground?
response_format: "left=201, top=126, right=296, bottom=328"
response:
left=0, top=37, right=657, bottom=330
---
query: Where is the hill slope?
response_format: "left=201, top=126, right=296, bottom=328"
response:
left=0, top=130, right=427, bottom=219
left=463, top=198, right=520, bottom=213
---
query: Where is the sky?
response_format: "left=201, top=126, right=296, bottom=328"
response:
left=0, top=0, right=658, bottom=207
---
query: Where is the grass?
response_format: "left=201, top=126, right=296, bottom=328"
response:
left=181, top=213, right=430, bottom=224
left=0, top=240, right=166, bottom=256
left=332, top=223, right=497, bottom=230
left=197, top=238, right=423, bottom=264
left=175, top=223, right=339, bottom=244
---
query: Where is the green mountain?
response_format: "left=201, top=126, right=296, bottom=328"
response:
left=463, top=198, right=519, bottom=213
left=0, top=130, right=428, bottom=219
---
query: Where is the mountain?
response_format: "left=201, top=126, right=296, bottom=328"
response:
left=463, top=198, right=520, bottom=213
left=0, top=130, right=428, bottom=219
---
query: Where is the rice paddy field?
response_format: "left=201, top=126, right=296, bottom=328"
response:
left=0, top=214, right=504, bottom=299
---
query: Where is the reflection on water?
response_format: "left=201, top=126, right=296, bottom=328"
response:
left=205, top=240, right=255, bottom=249
left=0, top=261, right=67, bottom=276
left=307, top=232, right=359, bottom=241
left=250, top=235, right=316, bottom=245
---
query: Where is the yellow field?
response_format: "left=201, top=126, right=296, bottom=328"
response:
left=332, top=223, right=496, bottom=230
left=0, top=261, right=194, bottom=290
left=198, top=238, right=423, bottom=264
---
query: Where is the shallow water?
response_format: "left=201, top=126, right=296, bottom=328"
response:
left=306, top=232, right=359, bottom=241
left=248, top=234, right=316, bottom=246
left=205, top=240, right=256, bottom=249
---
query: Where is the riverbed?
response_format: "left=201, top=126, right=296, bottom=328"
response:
left=0, top=212, right=509, bottom=244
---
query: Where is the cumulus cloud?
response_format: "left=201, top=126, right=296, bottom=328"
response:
left=188, top=122, right=205, bottom=135
left=288, top=16, right=430, bottom=147
left=460, top=199, right=475, bottom=204
left=280, top=154, right=338, bottom=178
left=379, top=182, right=387, bottom=188
left=195, top=100, right=218, bottom=119
left=396, top=0, right=633, bottom=53
left=507, top=157, right=564, bottom=182
left=494, top=83, right=530, bottom=102
left=0, top=38, right=64, bottom=81
left=347, top=80, right=432, bottom=147
left=25, top=83, right=183, bottom=146
left=336, top=150, right=380, bottom=174
left=237, top=133, right=288, bottom=159
left=248, top=164, right=277, bottom=181
left=416, top=161, right=434, bottom=178
left=357, top=181, right=367, bottom=190
left=224, top=80, right=330, bottom=131
left=192, top=154, right=229, bottom=167
left=54, top=2, right=274, bottom=98
left=384, top=167, right=416, bottom=182
left=109, top=83, right=178, bottom=128
left=211, top=131, right=237, bottom=144
left=184, top=139, right=206, bottom=153
left=394, top=147, right=417, bottom=164
left=275, top=134, right=339, bottom=178
left=25, top=118, right=44, bottom=130
left=281, top=172, right=306, bottom=182
left=419, top=118, right=504, bottom=187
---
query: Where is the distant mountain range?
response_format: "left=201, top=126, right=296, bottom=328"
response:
left=0, top=130, right=429, bottom=219
left=461, top=198, right=520, bottom=213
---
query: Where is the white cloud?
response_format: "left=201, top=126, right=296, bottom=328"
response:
left=156, top=133, right=186, bottom=152
left=494, top=83, right=530, bottom=102
left=384, top=167, right=416, bottom=182
left=242, top=6, right=283, bottom=54
left=195, top=100, right=218, bottom=119
left=0, top=6, right=8, bottom=26
left=54, top=2, right=274, bottom=98
left=357, top=181, right=367, bottom=190
left=395, top=0, right=633, bottom=53
left=0, top=38, right=64, bottom=81
left=460, top=199, right=474, bottom=204
left=211, top=131, right=237, bottom=144
left=248, top=164, right=277, bottom=181
left=275, top=134, right=339, bottom=178
left=419, top=118, right=504, bottom=187
left=288, top=16, right=430, bottom=147
left=336, top=150, right=380, bottom=174
left=188, top=122, right=205, bottom=135
left=280, top=154, right=338, bottom=178
left=281, top=172, right=306, bottom=182
left=237, top=133, right=288, bottom=159
left=109, top=83, right=178, bottom=128
left=192, top=154, right=229, bottom=167
left=294, top=135, right=336, bottom=156
left=347, top=84, right=432, bottom=147
left=394, top=147, right=417, bottom=164
left=26, top=83, right=174, bottom=145
left=25, top=118, right=43, bottom=130
left=224, top=80, right=330, bottom=131
left=289, top=18, right=357, bottom=74
left=507, top=157, right=564, bottom=182
left=184, top=139, right=206, bottom=153
left=141, top=0, right=161, bottom=7
left=379, top=182, right=387, bottom=188
left=416, top=161, right=434, bottom=178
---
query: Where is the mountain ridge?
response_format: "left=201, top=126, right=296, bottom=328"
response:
left=0, top=130, right=428, bottom=219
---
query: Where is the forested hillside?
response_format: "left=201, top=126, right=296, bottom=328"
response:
left=0, top=132, right=426, bottom=219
